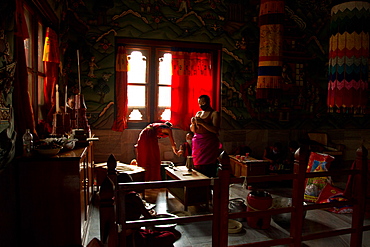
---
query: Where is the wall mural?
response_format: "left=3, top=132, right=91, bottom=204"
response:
left=0, top=27, right=16, bottom=168
left=57, top=0, right=370, bottom=132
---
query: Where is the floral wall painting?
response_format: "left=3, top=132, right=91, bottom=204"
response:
left=59, top=0, right=370, bottom=131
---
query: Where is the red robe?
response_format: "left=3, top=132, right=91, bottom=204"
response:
left=136, top=123, right=170, bottom=181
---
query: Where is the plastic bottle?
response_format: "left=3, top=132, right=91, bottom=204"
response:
left=22, top=129, right=33, bottom=155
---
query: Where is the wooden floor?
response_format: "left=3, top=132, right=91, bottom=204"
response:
left=86, top=182, right=370, bottom=247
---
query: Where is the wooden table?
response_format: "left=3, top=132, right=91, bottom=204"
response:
left=229, top=155, right=270, bottom=178
left=165, top=166, right=210, bottom=211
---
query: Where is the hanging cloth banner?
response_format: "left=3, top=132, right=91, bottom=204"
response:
left=327, top=1, right=370, bottom=114
left=256, top=0, right=285, bottom=100
left=112, top=46, right=128, bottom=131
left=43, top=27, right=60, bottom=63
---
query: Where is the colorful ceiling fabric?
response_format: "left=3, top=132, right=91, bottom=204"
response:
left=327, top=1, right=370, bottom=114
left=256, top=0, right=285, bottom=100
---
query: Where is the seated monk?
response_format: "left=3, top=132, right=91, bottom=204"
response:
left=121, top=173, right=181, bottom=247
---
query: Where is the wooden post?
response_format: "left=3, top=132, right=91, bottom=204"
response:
left=212, top=151, right=231, bottom=246
left=99, top=176, right=117, bottom=247
left=350, top=146, right=368, bottom=246
left=290, top=144, right=309, bottom=246
left=99, top=154, right=118, bottom=247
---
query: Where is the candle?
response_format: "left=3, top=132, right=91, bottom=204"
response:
left=65, top=85, right=68, bottom=113
left=77, top=50, right=81, bottom=94
left=56, top=84, right=60, bottom=113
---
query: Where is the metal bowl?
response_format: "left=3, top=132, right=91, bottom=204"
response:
left=35, top=147, right=61, bottom=156
left=271, top=197, right=307, bottom=224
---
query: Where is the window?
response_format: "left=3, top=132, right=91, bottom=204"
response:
left=22, top=0, right=59, bottom=124
left=116, top=38, right=222, bottom=130
left=23, top=3, right=46, bottom=122
left=126, top=47, right=172, bottom=123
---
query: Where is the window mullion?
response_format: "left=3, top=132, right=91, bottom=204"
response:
left=148, top=48, right=157, bottom=123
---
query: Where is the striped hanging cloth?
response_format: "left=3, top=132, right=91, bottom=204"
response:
left=256, top=0, right=285, bottom=100
left=327, top=1, right=370, bottom=114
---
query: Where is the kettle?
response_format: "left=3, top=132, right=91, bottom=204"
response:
left=229, top=198, right=247, bottom=222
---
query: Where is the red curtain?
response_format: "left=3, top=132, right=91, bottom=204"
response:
left=171, top=49, right=216, bottom=131
left=13, top=0, right=37, bottom=154
left=112, top=46, right=128, bottom=131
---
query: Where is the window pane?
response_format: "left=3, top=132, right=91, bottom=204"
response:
left=128, top=109, right=143, bottom=120
left=128, top=85, right=145, bottom=107
left=28, top=72, right=33, bottom=104
left=158, top=86, right=171, bottom=107
left=38, top=76, right=44, bottom=105
left=37, top=22, right=44, bottom=73
left=160, top=108, right=171, bottom=121
left=158, top=53, right=172, bottom=85
left=127, top=51, right=146, bottom=85
left=23, top=7, right=32, bottom=68
left=37, top=75, right=44, bottom=120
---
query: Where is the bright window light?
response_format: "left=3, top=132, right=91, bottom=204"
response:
left=127, top=51, right=146, bottom=84
left=160, top=109, right=171, bottom=121
left=128, top=85, right=145, bottom=107
left=159, top=53, right=172, bottom=85
left=129, top=109, right=143, bottom=120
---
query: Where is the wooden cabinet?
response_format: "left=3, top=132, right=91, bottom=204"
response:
left=16, top=142, right=94, bottom=247
left=229, top=155, right=269, bottom=178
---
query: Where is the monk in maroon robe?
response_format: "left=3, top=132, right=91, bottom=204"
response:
left=136, top=122, right=179, bottom=181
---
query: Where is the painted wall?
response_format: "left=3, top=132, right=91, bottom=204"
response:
left=42, top=1, right=370, bottom=163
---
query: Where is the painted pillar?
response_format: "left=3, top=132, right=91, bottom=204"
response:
left=327, top=1, right=370, bottom=114
left=256, top=0, right=285, bottom=100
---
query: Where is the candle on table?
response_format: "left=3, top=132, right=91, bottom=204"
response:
left=65, top=85, right=68, bottom=113
left=56, top=84, right=60, bottom=113
left=77, top=50, right=81, bottom=94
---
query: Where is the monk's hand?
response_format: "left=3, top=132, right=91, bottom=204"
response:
left=176, top=150, right=183, bottom=157
left=172, top=145, right=179, bottom=154
left=196, top=117, right=204, bottom=125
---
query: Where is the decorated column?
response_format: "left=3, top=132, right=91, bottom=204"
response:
left=256, top=0, right=285, bottom=100
left=327, top=1, right=370, bottom=114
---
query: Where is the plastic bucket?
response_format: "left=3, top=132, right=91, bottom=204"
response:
left=246, top=190, right=273, bottom=229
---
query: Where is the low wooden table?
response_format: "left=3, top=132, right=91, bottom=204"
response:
left=229, top=155, right=270, bottom=178
left=94, top=162, right=145, bottom=187
left=165, top=166, right=210, bottom=211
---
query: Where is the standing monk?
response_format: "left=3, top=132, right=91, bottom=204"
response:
left=136, top=121, right=179, bottom=181
left=190, top=95, right=221, bottom=178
